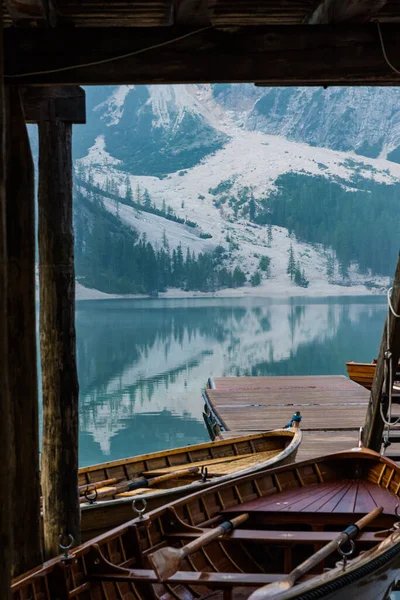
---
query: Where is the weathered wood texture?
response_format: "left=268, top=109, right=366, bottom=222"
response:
left=4, top=24, right=400, bottom=86
left=0, top=5, right=12, bottom=599
left=206, top=376, right=369, bottom=462
left=21, top=86, right=86, bottom=124
left=307, top=0, right=387, bottom=23
left=39, top=104, right=81, bottom=558
left=5, top=84, right=42, bottom=576
left=363, top=255, right=400, bottom=451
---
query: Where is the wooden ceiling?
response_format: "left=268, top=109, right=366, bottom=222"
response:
left=3, top=0, right=400, bottom=28
left=4, top=1, right=400, bottom=86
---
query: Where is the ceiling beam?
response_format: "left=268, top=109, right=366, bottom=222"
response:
left=4, top=24, right=400, bottom=86
left=21, top=86, right=86, bottom=124
left=307, top=0, right=387, bottom=24
left=5, top=0, right=57, bottom=25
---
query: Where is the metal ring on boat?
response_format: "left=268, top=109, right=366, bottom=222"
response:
left=84, top=486, right=98, bottom=504
left=132, top=497, right=147, bottom=519
left=58, top=533, right=74, bottom=561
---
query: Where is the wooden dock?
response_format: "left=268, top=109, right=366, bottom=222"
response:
left=204, top=375, right=371, bottom=462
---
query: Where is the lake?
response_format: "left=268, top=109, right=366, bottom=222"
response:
left=74, top=296, right=387, bottom=467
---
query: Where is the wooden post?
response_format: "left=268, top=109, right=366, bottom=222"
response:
left=5, top=84, right=42, bottom=576
left=37, top=87, right=85, bottom=559
left=363, top=254, right=400, bottom=450
left=0, top=3, right=12, bottom=598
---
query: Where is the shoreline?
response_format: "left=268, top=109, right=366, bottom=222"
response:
left=75, top=281, right=387, bottom=302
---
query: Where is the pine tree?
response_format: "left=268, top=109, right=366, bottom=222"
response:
left=267, top=224, right=273, bottom=248
left=162, top=199, right=166, bottom=214
left=326, top=252, right=335, bottom=280
left=250, top=271, right=261, bottom=286
left=162, top=229, right=169, bottom=249
left=125, top=176, right=133, bottom=202
left=135, top=184, right=142, bottom=204
left=143, top=189, right=152, bottom=209
left=181, top=200, right=185, bottom=209
left=287, top=243, right=296, bottom=281
left=249, top=197, right=256, bottom=221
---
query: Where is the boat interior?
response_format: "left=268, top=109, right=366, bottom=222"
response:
left=12, top=451, right=400, bottom=600
left=78, top=430, right=297, bottom=503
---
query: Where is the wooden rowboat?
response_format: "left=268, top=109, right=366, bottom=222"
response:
left=79, top=427, right=301, bottom=540
left=13, top=447, right=400, bottom=600
left=346, top=359, right=400, bottom=390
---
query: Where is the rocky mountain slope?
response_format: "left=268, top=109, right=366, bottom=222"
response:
left=70, top=84, right=400, bottom=296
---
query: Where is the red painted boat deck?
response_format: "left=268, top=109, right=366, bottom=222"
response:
left=223, top=480, right=399, bottom=516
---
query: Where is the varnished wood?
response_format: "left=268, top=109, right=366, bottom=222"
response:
left=0, top=3, right=11, bottom=598
left=79, top=429, right=301, bottom=540
left=364, top=254, right=400, bottom=450
left=5, top=84, right=42, bottom=576
left=11, top=449, right=400, bottom=600
left=5, top=24, right=400, bottom=86
left=39, top=92, right=81, bottom=558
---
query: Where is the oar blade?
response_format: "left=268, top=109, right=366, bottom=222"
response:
left=248, top=581, right=291, bottom=599
left=148, top=546, right=183, bottom=582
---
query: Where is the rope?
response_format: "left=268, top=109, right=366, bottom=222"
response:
left=380, top=287, right=400, bottom=449
left=388, top=287, right=400, bottom=318
left=376, top=21, right=400, bottom=77
left=5, top=26, right=212, bottom=79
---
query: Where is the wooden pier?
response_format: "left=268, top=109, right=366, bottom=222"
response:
left=204, top=375, right=372, bottom=462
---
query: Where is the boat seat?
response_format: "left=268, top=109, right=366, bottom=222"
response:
left=142, top=450, right=279, bottom=477
left=165, top=529, right=381, bottom=545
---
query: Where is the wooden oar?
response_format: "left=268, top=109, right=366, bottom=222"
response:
left=80, top=466, right=200, bottom=503
left=149, top=513, right=249, bottom=581
left=78, top=477, right=122, bottom=494
left=248, top=506, right=383, bottom=600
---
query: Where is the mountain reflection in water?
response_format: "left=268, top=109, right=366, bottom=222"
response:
left=74, top=296, right=386, bottom=466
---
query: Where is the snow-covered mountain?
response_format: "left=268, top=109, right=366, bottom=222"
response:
left=73, top=84, right=400, bottom=296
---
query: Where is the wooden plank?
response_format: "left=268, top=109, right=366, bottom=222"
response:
left=21, top=86, right=86, bottom=124
left=39, top=92, right=81, bottom=558
left=5, top=84, right=42, bottom=576
left=354, top=482, right=380, bottom=514
left=364, top=255, right=400, bottom=450
left=4, top=24, right=400, bottom=86
left=0, top=2, right=11, bottom=597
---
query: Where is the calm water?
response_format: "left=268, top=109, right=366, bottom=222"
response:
left=73, top=296, right=387, bottom=467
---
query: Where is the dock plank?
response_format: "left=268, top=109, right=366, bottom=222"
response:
left=205, top=375, right=369, bottom=463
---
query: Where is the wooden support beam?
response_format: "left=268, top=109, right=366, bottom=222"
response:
left=39, top=87, right=84, bottom=559
left=363, top=254, right=400, bottom=450
left=0, top=4, right=12, bottom=599
left=4, top=24, right=400, bottom=86
left=307, top=0, right=387, bottom=24
left=21, top=86, right=86, bottom=124
left=5, top=84, right=42, bottom=576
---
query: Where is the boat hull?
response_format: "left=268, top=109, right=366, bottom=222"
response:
left=80, top=428, right=301, bottom=540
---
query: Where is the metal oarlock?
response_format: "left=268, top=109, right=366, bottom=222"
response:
left=132, top=497, right=147, bottom=520
left=84, top=486, right=98, bottom=504
left=337, top=538, right=355, bottom=571
left=201, top=465, right=208, bottom=482
left=59, top=533, right=74, bottom=563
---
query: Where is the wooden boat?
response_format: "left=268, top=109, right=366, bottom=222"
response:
left=79, top=427, right=301, bottom=540
left=13, top=448, right=400, bottom=600
left=346, top=359, right=400, bottom=390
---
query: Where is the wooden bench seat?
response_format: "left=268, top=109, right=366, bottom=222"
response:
left=143, top=450, right=279, bottom=478
left=166, top=528, right=382, bottom=545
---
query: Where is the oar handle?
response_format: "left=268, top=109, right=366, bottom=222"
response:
left=148, top=466, right=199, bottom=487
left=182, top=513, right=249, bottom=558
left=354, top=506, right=383, bottom=531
